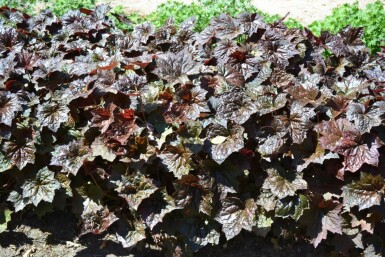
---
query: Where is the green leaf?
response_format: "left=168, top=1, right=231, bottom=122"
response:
left=275, top=194, right=310, bottom=221
left=342, top=173, right=385, bottom=211
left=116, top=220, right=147, bottom=249
left=0, top=208, right=12, bottom=233
left=37, top=101, right=70, bottom=132
left=0, top=151, right=12, bottom=172
left=253, top=210, right=274, bottom=237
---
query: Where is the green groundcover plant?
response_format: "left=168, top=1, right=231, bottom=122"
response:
left=143, top=0, right=303, bottom=31
left=308, top=0, right=385, bottom=54
left=109, top=0, right=385, bottom=53
left=1, top=3, right=385, bottom=257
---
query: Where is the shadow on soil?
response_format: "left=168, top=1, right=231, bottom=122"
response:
left=1, top=209, right=337, bottom=257
left=0, top=231, right=33, bottom=247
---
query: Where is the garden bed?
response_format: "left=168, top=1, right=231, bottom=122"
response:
left=1, top=2, right=385, bottom=257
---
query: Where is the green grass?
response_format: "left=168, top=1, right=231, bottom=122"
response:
left=308, top=1, right=385, bottom=53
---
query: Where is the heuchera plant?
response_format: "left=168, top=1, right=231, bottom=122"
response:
left=0, top=4, right=385, bottom=256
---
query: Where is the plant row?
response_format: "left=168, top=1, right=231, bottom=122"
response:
left=1, top=0, right=385, bottom=53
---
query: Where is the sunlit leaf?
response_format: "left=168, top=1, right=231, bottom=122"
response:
left=22, top=167, right=61, bottom=206
left=342, top=173, right=385, bottom=211
left=50, top=141, right=91, bottom=175
left=215, top=197, right=257, bottom=240
left=262, top=165, right=307, bottom=199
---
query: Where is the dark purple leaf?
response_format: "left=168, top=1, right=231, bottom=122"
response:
left=2, top=138, right=35, bottom=170
left=114, top=173, right=157, bottom=211
left=342, top=138, right=380, bottom=173
left=33, top=57, right=63, bottom=78
left=80, top=198, right=118, bottom=236
left=50, top=141, right=91, bottom=175
left=0, top=151, right=12, bottom=173
left=279, top=102, right=315, bottom=144
left=263, top=39, right=299, bottom=69
left=218, top=65, right=245, bottom=87
left=90, top=103, right=116, bottom=134
left=21, top=167, right=60, bottom=206
left=0, top=52, right=16, bottom=83
left=213, top=39, right=237, bottom=65
left=132, top=21, right=155, bottom=44
left=346, top=102, right=385, bottom=133
left=209, top=14, right=243, bottom=40
left=216, top=90, right=257, bottom=124
left=323, top=32, right=349, bottom=57
left=315, top=119, right=360, bottom=155
left=333, top=75, right=368, bottom=99
left=0, top=27, right=22, bottom=53
left=0, top=91, right=22, bottom=126
left=173, top=174, right=212, bottom=215
left=154, top=48, right=199, bottom=84
left=255, top=118, right=286, bottom=157
left=262, top=165, right=307, bottom=199
left=159, top=144, right=193, bottom=178
left=297, top=144, right=339, bottom=172
left=137, top=189, right=180, bottom=230
left=364, top=66, right=385, bottom=83
left=207, top=123, right=244, bottom=164
left=215, top=197, right=257, bottom=240
left=301, top=196, right=343, bottom=247
left=37, top=101, right=70, bottom=132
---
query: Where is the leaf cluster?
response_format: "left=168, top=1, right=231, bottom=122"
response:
left=1, top=5, right=385, bottom=256
left=309, top=0, right=385, bottom=54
